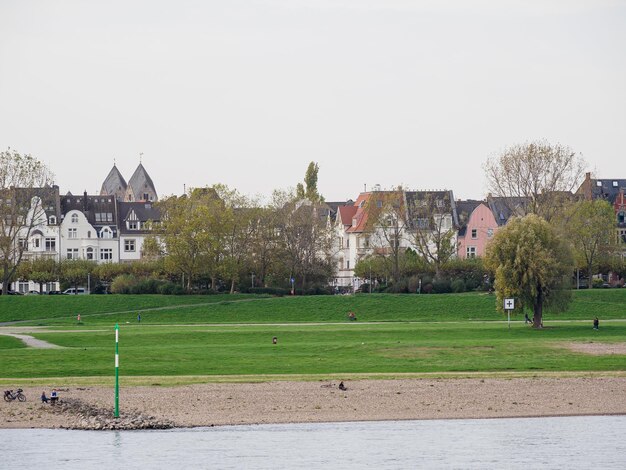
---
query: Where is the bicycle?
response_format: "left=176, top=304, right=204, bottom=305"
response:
left=3, top=389, right=26, bottom=402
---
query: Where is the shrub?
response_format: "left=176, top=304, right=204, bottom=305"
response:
left=110, top=274, right=138, bottom=294
left=248, top=287, right=289, bottom=296
left=451, top=279, right=466, bottom=293
left=432, top=279, right=452, bottom=294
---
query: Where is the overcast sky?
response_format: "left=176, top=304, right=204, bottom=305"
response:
left=1, top=0, right=624, bottom=202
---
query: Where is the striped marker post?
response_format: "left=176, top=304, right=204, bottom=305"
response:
left=115, top=323, right=119, bottom=418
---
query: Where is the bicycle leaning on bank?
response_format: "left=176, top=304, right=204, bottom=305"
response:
left=3, top=389, right=26, bottom=402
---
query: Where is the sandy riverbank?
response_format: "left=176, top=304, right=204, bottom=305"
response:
left=2, top=377, right=626, bottom=429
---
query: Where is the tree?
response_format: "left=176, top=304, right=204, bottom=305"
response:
left=484, top=141, right=586, bottom=221
left=296, top=162, right=323, bottom=202
left=561, top=199, right=617, bottom=285
left=274, top=190, right=333, bottom=290
left=0, top=149, right=54, bottom=293
left=60, top=260, right=95, bottom=292
left=484, top=214, right=574, bottom=328
left=363, top=190, right=408, bottom=282
left=17, top=257, right=58, bottom=292
left=407, top=192, right=457, bottom=276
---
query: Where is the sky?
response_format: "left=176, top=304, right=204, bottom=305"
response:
left=1, top=0, right=625, bottom=203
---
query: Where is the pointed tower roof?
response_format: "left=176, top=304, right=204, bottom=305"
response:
left=100, top=164, right=128, bottom=201
left=126, top=163, right=158, bottom=202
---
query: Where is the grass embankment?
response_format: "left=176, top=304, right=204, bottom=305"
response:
left=2, top=289, right=625, bottom=325
left=0, top=290, right=624, bottom=383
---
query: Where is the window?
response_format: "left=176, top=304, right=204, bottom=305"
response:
left=66, top=248, right=79, bottom=259
left=86, top=247, right=94, bottom=260
left=107, top=213, right=113, bottom=222
left=143, top=193, right=149, bottom=200
left=346, top=239, right=350, bottom=248
left=124, top=239, right=136, bottom=252
left=100, top=227, right=113, bottom=239
left=128, top=221, right=138, bottom=230
left=613, top=181, right=619, bottom=187
left=346, top=260, right=350, bottom=270
left=33, top=238, right=40, bottom=249
left=68, top=228, right=77, bottom=239
left=376, top=200, right=383, bottom=208
left=596, top=181, right=602, bottom=187
left=18, top=238, right=28, bottom=250
left=45, top=238, right=56, bottom=251
left=71, top=214, right=79, bottom=223
left=95, top=213, right=102, bottom=222
left=436, top=199, right=444, bottom=208
left=417, top=218, right=428, bottom=229
left=100, top=248, right=113, bottom=261
left=487, top=228, right=494, bottom=238
left=471, top=229, right=477, bottom=239
left=619, top=212, right=625, bottom=224
left=466, top=246, right=476, bottom=258
left=48, top=216, right=56, bottom=225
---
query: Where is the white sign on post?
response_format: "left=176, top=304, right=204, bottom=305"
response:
left=504, top=298, right=514, bottom=329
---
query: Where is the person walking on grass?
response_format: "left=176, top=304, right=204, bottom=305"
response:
left=138, top=313, right=141, bottom=323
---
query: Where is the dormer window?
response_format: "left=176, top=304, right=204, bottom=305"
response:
left=613, top=181, right=619, bottom=187
left=48, top=216, right=57, bottom=225
left=71, top=213, right=78, bottom=223
left=596, top=181, right=602, bottom=187
left=128, top=221, right=138, bottom=230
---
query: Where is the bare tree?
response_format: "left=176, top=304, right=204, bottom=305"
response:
left=364, top=189, right=408, bottom=282
left=406, top=191, right=457, bottom=276
left=0, top=149, right=54, bottom=293
left=484, top=141, right=586, bottom=221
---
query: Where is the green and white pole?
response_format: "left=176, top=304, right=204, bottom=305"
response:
left=114, top=323, right=119, bottom=418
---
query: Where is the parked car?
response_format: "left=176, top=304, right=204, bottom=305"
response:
left=62, top=288, right=87, bottom=295
left=27, top=290, right=40, bottom=295
left=47, top=291, right=63, bottom=295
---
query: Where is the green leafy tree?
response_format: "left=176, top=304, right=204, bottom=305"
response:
left=561, top=199, right=617, bottom=286
left=485, top=214, right=574, bottom=328
left=17, top=257, right=58, bottom=292
left=156, top=189, right=221, bottom=292
left=60, top=260, right=95, bottom=293
left=296, top=162, right=323, bottom=202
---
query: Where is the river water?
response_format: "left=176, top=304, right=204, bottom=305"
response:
left=3, top=415, right=625, bottom=469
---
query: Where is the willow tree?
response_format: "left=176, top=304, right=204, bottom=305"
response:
left=485, top=214, right=574, bottom=328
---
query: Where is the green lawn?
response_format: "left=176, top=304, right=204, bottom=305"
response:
left=2, top=289, right=626, bottom=326
left=1, top=290, right=624, bottom=383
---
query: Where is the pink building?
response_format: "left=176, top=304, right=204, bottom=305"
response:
left=457, top=202, right=499, bottom=259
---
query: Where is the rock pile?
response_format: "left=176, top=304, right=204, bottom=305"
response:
left=48, top=398, right=173, bottom=430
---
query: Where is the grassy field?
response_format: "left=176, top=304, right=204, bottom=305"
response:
left=0, top=290, right=625, bottom=383
left=2, top=289, right=626, bottom=325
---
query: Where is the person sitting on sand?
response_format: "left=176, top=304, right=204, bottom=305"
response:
left=339, top=381, right=347, bottom=391
left=41, top=391, right=49, bottom=404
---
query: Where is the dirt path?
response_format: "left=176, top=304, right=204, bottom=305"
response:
left=0, top=333, right=62, bottom=349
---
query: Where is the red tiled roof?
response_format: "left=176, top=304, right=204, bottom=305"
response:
left=347, top=193, right=372, bottom=233
left=338, top=205, right=358, bottom=225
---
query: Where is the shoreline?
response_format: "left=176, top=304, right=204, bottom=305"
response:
left=2, top=377, right=626, bottom=430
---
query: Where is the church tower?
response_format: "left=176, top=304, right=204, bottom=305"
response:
left=100, top=164, right=128, bottom=201
left=125, top=163, right=158, bottom=202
